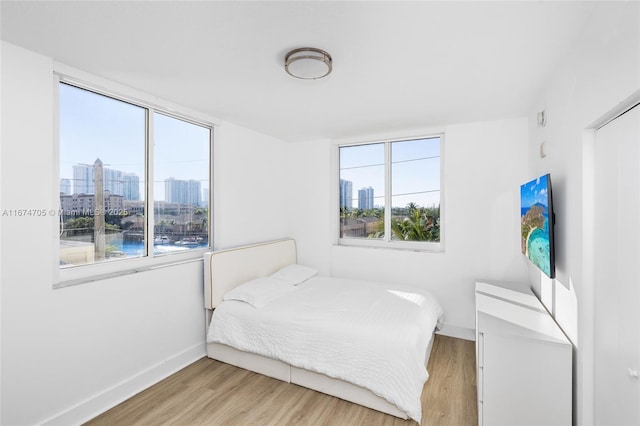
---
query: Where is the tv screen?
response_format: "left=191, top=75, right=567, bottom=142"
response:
left=520, top=173, right=555, bottom=278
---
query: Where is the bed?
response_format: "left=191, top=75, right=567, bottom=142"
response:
left=204, top=239, right=443, bottom=423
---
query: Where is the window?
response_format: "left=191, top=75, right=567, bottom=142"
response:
left=153, top=113, right=210, bottom=254
left=338, top=135, right=442, bottom=250
left=58, top=82, right=212, bottom=270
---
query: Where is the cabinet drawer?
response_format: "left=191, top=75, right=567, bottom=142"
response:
left=475, top=281, right=572, bottom=426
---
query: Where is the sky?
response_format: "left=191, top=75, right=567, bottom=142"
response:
left=339, top=136, right=441, bottom=209
left=520, top=174, right=550, bottom=209
left=59, top=83, right=210, bottom=202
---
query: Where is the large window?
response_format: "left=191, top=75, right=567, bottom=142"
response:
left=338, top=135, right=442, bottom=250
left=58, top=82, right=212, bottom=269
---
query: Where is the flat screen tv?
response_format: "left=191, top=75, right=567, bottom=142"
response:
left=520, top=173, right=555, bottom=278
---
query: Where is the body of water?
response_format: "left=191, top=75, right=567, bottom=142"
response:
left=116, top=240, right=208, bottom=256
left=526, top=214, right=551, bottom=277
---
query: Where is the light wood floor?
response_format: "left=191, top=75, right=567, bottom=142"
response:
left=85, top=335, right=476, bottom=426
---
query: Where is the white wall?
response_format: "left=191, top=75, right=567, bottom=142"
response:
left=287, top=119, right=531, bottom=334
left=526, top=2, right=639, bottom=425
left=0, top=39, right=4, bottom=426
left=213, top=122, right=288, bottom=249
left=0, top=42, right=289, bottom=425
left=285, top=139, right=333, bottom=274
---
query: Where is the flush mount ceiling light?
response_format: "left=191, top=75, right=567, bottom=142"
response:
left=284, top=47, right=332, bottom=80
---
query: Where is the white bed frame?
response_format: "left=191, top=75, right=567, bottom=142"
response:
left=204, top=239, right=434, bottom=420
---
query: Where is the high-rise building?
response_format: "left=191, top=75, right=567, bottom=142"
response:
left=340, top=179, right=353, bottom=210
left=60, top=179, right=71, bottom=195
left=73, top=164, right=93, bottom=194
left=358, top=187, right=374, bottom=210
left=72, top=162, right=131, bottom=196
left=165, top=178, right=201, bottom=206
left=104, top=168, right=123, bottom=195
left=122, top=173, right=140, bottom=200
left=201, top=187, right=209, bottom=207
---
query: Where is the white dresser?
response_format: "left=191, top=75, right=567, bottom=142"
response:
left=475, top=280, right=572, bottom=426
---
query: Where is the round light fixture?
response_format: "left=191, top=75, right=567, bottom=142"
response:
left=284, top=47, right=332, bottom=80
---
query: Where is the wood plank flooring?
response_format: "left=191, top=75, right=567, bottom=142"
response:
left=85, top=335, right=476, bottom=426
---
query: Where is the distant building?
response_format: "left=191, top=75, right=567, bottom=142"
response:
left=60, top=191, right=124, bottom=215
left=73, top=164, right=94, bottom=194
left=122, top=173, right=140, bottom=200
left=358, top=187, right=374, bottom=210
left=124, top=200, right=145, bottom=215
left=201, top=187, right=209, bottom=207
left=340, top=217, right=380, bottom=238
left=340, top=179, right=353, bottom=210
left=165, top=178, right=201, bottom=206
left=103, top=168, right=124, bottom=195
left=60, top=178, right=71, bottom=195
left=72, top=163, right=136, bottom=197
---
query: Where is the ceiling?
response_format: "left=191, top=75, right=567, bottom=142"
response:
left=1, top=1, right=597, bottom=142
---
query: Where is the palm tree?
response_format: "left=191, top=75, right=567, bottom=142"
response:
left=384, top=203, right=441, bottom=241
left=365, top=207, right=383, bottom=218
left=350, top=208, right=363, bottom=219
left=339, top=206, right=350, bottom=219
left=370, top=209, right=386, bottom=239
left=366, top=203, right=440, bottom=241
left=193, top=207, right=208, bottom=216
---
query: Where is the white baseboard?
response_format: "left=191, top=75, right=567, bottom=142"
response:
left=436, top=323, right=475, bottom=341
left=39, top=325, right=472, bottom=425
left=41, top=342, right=206, bottom=426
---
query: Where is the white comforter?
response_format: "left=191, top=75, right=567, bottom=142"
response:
left=206, top=276, right=444, bottom=422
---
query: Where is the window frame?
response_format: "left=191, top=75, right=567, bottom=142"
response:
left=334, top=133, right=445, bottom=252
left=53, top=70, right=215, bottom=288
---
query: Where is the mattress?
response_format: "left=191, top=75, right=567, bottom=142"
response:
left=207, top=275, right=444, bottom=422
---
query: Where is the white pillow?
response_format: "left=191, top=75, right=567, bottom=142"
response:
left=223, top=277, right=296, bottom=308
left=270, top=264, right=318, bottom=285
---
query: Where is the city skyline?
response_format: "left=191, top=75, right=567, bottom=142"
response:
left=64, top=161, right=203, bottom=206
left=339, top=137, right=441, bottom=210
left=358, top=187, right=375, bottom=210
left=340, top=180, right=377, bottom=210
left=71, top=162, right=140, bottom=200
left=339, top=179, right=353, bottom=210
left=59, top=83, right=210, bottom=203
left=165, top=177, right=202, bottom=206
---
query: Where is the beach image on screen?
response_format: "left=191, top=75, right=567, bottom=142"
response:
left=521, top=174, right=552, bottom=277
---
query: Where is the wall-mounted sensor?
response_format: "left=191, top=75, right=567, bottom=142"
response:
left=537, top=110, right=547, bottom=127
left=540, top=141, right=547, bottom=158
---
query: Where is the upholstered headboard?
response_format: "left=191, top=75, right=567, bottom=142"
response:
left=204, top=239, right=297, bottom=309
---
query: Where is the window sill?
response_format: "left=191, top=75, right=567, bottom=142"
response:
left=336, top=238, right=444, bottom=253
left=54, top=248, right=210, bottom=289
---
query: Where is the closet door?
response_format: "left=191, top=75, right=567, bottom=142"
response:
left=594, top=105, right=640, bottom=426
